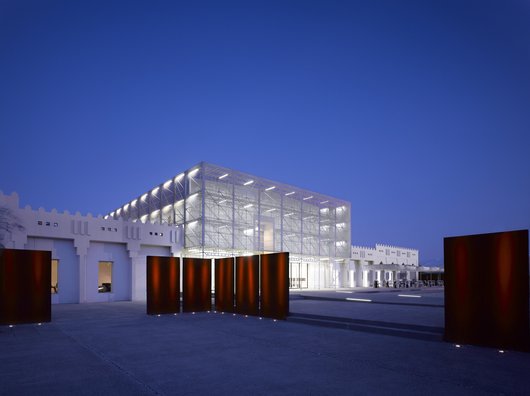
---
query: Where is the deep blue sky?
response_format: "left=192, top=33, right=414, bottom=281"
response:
left=1, top=1, right=529, bottom=264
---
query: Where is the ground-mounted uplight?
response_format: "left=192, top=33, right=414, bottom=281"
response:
left=499, top=350, right=505, bottom=354
left=455, top=344, right=461, bottom=348
left=37, top=323, right=42, bottom=326
left=8, top=325, right=14, bottom=328
left=157, top=314, right=161, bottom=317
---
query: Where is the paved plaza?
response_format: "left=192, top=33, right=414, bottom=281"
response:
left=1, top=289, right=529, bottom=395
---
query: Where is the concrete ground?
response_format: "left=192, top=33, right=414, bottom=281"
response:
left=1, top=288, right=530, bottom=395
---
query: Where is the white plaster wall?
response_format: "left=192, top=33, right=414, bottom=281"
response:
left=26, top=237, right=79, bottom=304
left=132, top=245, right=173, bottom=302
left=86, top=242, right=131, bottom=303
left=0, top=191, right=183, bottom=303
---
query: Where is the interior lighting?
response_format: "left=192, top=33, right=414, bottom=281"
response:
left=398, top=294, right=421, bottom=298
left=219, top=173, right=229, bottom=179
left=285, top=191, right=295, bottom=196
left=320, top=200, right=329, bottom=204
left=346, top=298, right=372, bottom=302
left=303, top=196, right=313, bottom=201
left=163, top=180, right=172, bottom=189
left=265, top=186, right=276, bottom=191
left=174, top=173, right=184, bottom=182
left=243, top=180, right=254, bottom=186
left=243, top=203, right=253, bottom=209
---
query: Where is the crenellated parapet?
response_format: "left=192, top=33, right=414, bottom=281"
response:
left=0, top=191, right=184, bottom=256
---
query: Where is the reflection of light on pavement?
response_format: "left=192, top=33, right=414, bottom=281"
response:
left=346, top=298, right=372, bottom=302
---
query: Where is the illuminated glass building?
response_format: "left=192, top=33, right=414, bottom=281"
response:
left=108, top=162, right=352, bottom=289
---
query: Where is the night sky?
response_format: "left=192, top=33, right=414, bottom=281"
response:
left=1, top=1, right=529, bottom=265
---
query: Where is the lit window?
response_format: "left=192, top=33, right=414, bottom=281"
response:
left=98, top=261, right=112, bottom=293
left=51, top=259, right=59, bottom=294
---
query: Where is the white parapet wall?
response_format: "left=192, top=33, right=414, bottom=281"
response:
left=0, top=191, right=183, bottom=303
left=351, top=243, right=420, bottom=287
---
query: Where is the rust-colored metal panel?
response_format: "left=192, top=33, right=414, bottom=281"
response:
left=444, top=230, right=529, bottom=351
left=215, top=257, right=234, bottom=312
left=0, top=249, right=51, bottom=325
left=146, top=256, right=180, bottom=315
left=183, top=258, right=211, bottom=312
left=260, top=252, right=289, bottom=319
left=235, top=255, right=259, bottom=316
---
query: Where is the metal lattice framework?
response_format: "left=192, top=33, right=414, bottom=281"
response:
left=108, top=162, right=352, bottom=288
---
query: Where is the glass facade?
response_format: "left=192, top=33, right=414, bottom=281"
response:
left=109, top=162, right=351, bottom=288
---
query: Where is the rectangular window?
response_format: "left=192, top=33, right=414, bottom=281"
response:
left=51, top=259, right=59, bottom=294
left=98, top=261, right=112, bottom=293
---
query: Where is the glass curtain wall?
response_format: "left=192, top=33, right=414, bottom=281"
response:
left=108, top=162, right=351, bottom=289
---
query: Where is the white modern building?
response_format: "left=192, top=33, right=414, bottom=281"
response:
left=0, top=162, right=425, bottom=303
left=109, top=162, right=352, bottom=289
left=351, top=244, right=419, bottom=287
left=0, top=191, right=181, bottom=304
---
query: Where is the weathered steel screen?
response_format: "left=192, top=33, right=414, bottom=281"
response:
left=444, top=230, right=529, bottom=351
left=146, top=256, right=180, bottom=315
left=0, top=249, right=51, bottom=325
left=260, top=252, right=289, bottom=319
left=183, top=258, right=211, bottom=312
left=215, top=257, right=234, bottom=312
left=235, top=255, right=259, bottom=315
